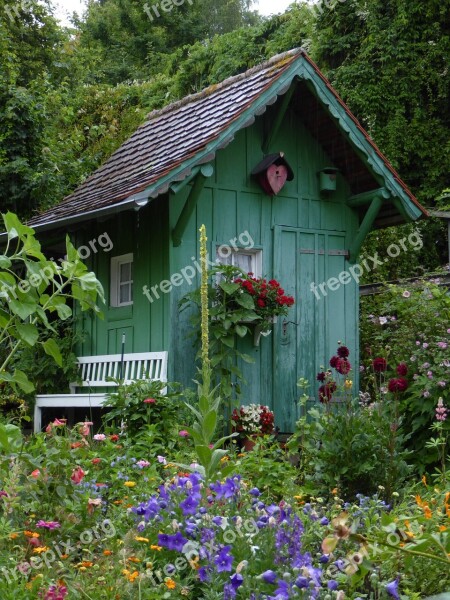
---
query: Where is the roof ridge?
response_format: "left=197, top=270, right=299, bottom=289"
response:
left=144, top=47, right=303, bottom=123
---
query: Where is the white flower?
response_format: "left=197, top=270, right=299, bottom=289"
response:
left=379, top=317, right=388, bottom=325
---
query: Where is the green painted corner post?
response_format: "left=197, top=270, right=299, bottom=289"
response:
left=348, top=194, right=383, bottom=263
left=172, top=164, right=214, bottom=247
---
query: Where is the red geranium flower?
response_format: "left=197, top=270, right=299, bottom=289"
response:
left=71, top=466, right=85, bottom=484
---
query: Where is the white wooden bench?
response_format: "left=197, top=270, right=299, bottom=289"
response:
left=34, top=351, right=168, bottom=433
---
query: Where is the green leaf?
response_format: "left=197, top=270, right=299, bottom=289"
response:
left=219, top=281, right=240, bottom=295
left=0, top=255, right=12, bottom=268
left=203, top=410, right=217, bottom=441
left=42, top=338, right=63, bottom=367
left=235, top=324, right=248, bottom=337
left=221, top=335, right=235, bottom=349
left=12, top=369, right=34, bottom=394
left=235, top=293, right=255, bottom=309
left=9, top=296, right=38, bottom=320
left=195, top=444, right=212, bottom=467
left=2, top=212, right=34, bottom=240
left=15, top=323, right=39, bottom=347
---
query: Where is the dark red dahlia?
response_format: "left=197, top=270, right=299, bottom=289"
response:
left=388, top=377, right=408, bottom=393
left=337, top=346, right=350, bottom=358
left=396, top=363, right=408, bottom=376
left=319, top=381, right=336, bottom=403
left=335, top=358, right=351, bottom=375
left=372, top=357, right=387, bottom=373
left=316, top=371, right=327, bottom=382
left=329, top=356, right=339, bottom=368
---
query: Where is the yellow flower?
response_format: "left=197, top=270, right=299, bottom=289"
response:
left=150, top=545, right=162, bottom=551
left=422, top=475, right=428, bottom=487
left=124, top=481, right=136, bottom=488
left=220, top=456, right=229, bottom=463
left=33, top=546, right=49, bottom=553
left=344, top=380, right=353, bottom=389
left=128, top=557, right=140, bottom=563
left=135, top=536, right=149, bottom=543
left=165, top=578, right=176, bottom=590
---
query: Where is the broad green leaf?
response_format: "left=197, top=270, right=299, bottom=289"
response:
left=195, top=444, right=212, bottom=467
left=42, top=338, right=63, bottom=367
left=0, top=255, right=12, bottom=268
left=12, top=369, right=34, bottom=393
left=221, top=335, right=235, bottom=349
left=235, top=293, right=255, bottom=309
left=15, top=323, right=39, bottom=346
left=9, top=297, right=38, bottom=320
left=219, top=281, right=240, bottom=295
left=3, top=212, right=34, bottom=240
left=235, top=324, right=248, bottom=337
left=203, top=410, right=217, bottom=441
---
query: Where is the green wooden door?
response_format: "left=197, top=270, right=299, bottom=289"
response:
left=273, top=226, right=350, bottom=432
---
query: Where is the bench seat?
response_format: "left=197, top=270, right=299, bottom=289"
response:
left=34, top=351, right=168, bottom=432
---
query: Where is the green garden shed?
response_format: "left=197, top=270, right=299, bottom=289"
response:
left=28, top=48, right=427, bottom=432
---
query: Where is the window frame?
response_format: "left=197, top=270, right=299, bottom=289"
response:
left=110, top=253, right=134, bottom=307
left=215, top=246, right=263, bottom=278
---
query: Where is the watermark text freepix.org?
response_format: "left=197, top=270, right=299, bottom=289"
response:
left=144, top=0, right=193, bottom=22
left=310, top=231, right=423, bottom=301
left=142, top=230, right=255, bottom=304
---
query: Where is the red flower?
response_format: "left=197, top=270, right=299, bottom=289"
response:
left=257, top=299, right=265, bottom=308
left=335, top=358, right=351, bottom=375
left=388, top=377, right=408, bottom=393
left=396, top=363, right=408, bottom=376
left=144, top=398, right=156, bottom=404
left=372, top=357, right=387, bottom=372
left=109, top=434, right=119, bottom=442
left=71, top=466, right=85, bottom=484
left=337, top=346, right=350, bottom=358
left=316, top=371, right=327, bottom=382
left=91, top=458, right=102, bottom=465
left=319, top=382, right=336, bottom=403
left=329, top=356, right=339, bottom=368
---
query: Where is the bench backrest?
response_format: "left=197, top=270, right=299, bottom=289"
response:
left=71, top=352, right=168, bottom=390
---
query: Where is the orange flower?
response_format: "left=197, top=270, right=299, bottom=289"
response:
left=33, top=546, right=49, bottom=553
left=415, top=495, right=424, bottom=507
left=81, top=561, right=93, bottom=568
left=128, top=557, right=140, bottom=563
left=9, top=533, right=19, bottom=539
left=103, top=550, right=113, bottom=556
left=150, top=545, right=162, bottom=551
left=422, top=475, right=428, bottom=487
left=439, top=525, right=447, bottom=532
left=24, top=531, right=40, bottom=538
left=30, top=469, right=40, bottom=478
left=165, top=578, right=176, bottom=590
left=423, top=505, right=432, bottom=519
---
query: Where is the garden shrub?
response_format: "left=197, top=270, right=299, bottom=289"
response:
left=360, top=278, right=450, bottom=472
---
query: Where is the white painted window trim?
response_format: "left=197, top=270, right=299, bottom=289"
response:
left=110, top=253, right=133, bottom=307
left=215, top=246, right=263, bottom=278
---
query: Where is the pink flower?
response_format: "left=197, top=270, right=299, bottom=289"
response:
left=137, top=460, right=150, bottom=468
left=30, top=469, right=40, bottom=479
left=71, top=466, right=85, bottom=484
left=36, top=520, right=60, bottom=530
left=436, top=398, right=448, bottom=422
left=157, top=455, right=167, bottom=464
left=93, top=434, right=106, bottom=441
left=144, top=398, right=156, bottom=404
left=179, top=430, right=189, bottom=437
left=79, top=421, right=93, bottom=436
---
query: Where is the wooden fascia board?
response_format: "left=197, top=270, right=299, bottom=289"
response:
left=299, top=61, right=423, bottom=222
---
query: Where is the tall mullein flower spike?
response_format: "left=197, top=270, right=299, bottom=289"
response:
left=199, top=225, right=211, bottom=389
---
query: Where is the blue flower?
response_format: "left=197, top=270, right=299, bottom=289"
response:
left=295, top=576, right=308, bottom=589
left=230, top=573, right=244, bottom=589
left=327, top=580, right=339, bottom=591
left=214, top=546, right=233, bottom=573
left=386, top=579, right=400, bottom=599
left=320, top=517, right=329, bottom=526
left=261, top=570, right=278, bottom=584
left=249, top=487, right=261, bottom=497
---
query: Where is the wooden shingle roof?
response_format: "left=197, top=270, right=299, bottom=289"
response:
left=28, top=48, right=427, bottom=230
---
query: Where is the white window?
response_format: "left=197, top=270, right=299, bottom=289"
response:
left=110, top=254, right=133, bottom=307
left=215, top=247, right=262, bottom=278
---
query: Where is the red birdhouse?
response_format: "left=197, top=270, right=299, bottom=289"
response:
left=251, top=152, right=294, bottom=196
